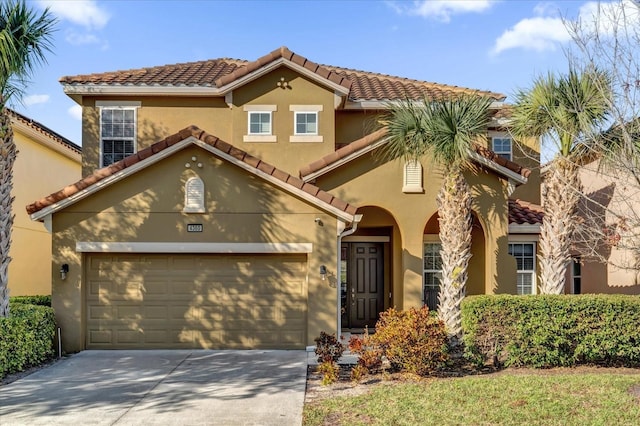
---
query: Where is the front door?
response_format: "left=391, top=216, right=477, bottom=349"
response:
left=341, top=242, right=384, bottom=330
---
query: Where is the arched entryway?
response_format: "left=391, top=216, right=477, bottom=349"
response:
left=422, top=211, right=486, bottom=311
left=341, top=206, right=401, bottom=331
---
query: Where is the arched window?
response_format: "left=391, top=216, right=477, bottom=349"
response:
left=184, top=177, right=205, bottom=213
left=403, top=160, right=423, bottom=193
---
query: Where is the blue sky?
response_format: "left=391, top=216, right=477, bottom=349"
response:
left=11, top=0, right=625, bottom=145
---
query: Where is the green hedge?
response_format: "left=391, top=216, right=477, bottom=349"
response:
left=462, top=295, right=640, bottom=368
left=9, top=295, right=51, bottom=306
left=0, top=303, right=56, bottom=379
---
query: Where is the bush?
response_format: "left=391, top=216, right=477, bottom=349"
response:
left=317, top=361, right=340, bottom=385
left=314, top=331, right=345, bottom=364
left=10, top=295, right=51, bottom=307
left=0, top=303, right=56, bottom=379
left=356, top=307, right=449, bottom=376
left=462, top=295, right=640, bottom=368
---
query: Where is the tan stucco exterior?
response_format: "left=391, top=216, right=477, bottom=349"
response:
left=51, top=145, right=340, bottom=352
left=38, top=59, right=539, bottom=352
left=10, top=117, right=80, bottom=296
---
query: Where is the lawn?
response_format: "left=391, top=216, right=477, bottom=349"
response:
left=304, top=369, right=640, bottom=425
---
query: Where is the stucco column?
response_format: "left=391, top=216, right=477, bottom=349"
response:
left=401, top=231, right=424, bottom=309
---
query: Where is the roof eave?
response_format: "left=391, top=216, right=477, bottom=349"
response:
left=468, top=151, right=528, bottom=185
left=61, top=84, right=223, bottom=102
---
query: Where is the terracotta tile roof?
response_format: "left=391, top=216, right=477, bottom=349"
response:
left=8, top=109, right=81, bottom=154
left=508, top=199, right=544, bottom=225
left=299, top=128, right=531, bottom=180
left=473, top=145, right=531, bottom=179
left=60, top=46, right=505, bottom=102
left=26, top=126, right=358, bottom=218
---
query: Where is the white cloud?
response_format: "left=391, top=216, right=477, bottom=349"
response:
left=492, top=16, right=571, bottom=55
left=65, top=31, right=100, bottom=46
left=23, top=94, right=50, bottom=106
left=491, top=0, right=640, bottom=55
left=389, top=0, right=497, bottom=22
left=37, top=0, right=110, bottom=30
left=68, top=105, right=82, bottom=121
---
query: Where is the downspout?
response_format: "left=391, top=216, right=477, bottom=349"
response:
left=336, top=214, right=363, bottom=336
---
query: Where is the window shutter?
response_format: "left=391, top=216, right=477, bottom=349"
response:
left=184, top=177, right=205, bottom=213
left=403, top=161, right=423, bottom=193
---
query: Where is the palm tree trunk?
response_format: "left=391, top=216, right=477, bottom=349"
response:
left=539, top=159, right=582, bottom=294
left=0, top=108, right=15, bottom=317
left=437, top=171, right=473, bottom=345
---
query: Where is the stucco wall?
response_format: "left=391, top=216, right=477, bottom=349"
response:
left=52, top=145, right=340, bottom=352
left=10, top=128, right=80, bottom=296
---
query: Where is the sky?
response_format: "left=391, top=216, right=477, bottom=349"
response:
left=9, top=0, right=634, bottom=146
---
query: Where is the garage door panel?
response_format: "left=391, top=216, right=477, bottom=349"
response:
left=86, top=253, right=308, bottom=349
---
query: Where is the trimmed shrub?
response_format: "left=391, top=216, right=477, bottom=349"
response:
left=10, top=295, right=51, bottom=307
left=0, top=303, right=56, bottom=379
left=362, top=306, right=449, bottom=375
left=462, top=295, right=640, bottom=368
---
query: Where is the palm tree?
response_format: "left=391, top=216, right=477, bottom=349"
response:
left=510, top=68, right=611, bottom=294
left=382, top=94, right=492, bottom=345
left=0, top=1, right=56, bottom=317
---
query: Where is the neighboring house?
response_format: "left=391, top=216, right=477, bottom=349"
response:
left=26, top=47, right=543, bottom=352
left=8, top=109, right=81, bottom=296
left=565, top=157, right=640, bottom=294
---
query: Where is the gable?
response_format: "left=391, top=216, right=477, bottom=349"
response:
left=27, top=126, right=358, bottom=224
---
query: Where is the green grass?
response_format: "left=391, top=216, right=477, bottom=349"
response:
left=304, top=372, right=640, bottom=425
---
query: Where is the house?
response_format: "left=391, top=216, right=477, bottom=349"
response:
left=565, top=156, right=640, bottom=294
left=8, top=109, right=81, bottom=296
left=26, top=47, right=544, bottom=352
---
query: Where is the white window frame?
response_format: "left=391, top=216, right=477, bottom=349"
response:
left=423, top=239, right=442, bottom=310
left=183, top=176, right=205, bottom=213
left=98, top=101, right=140, bottom=168
left=243, top=105, right=277, bottom=142
left=403, top=160, right=423, bottom=193
left=289, top=105, right=323, bottom=142
left=508, top=242, right=537, bottom=295
left=294, top=112, right=318, bottom=136
left=491, top=135, right=512, bottom=161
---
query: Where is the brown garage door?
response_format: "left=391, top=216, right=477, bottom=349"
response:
left=85, top=253, right=308, bottom=349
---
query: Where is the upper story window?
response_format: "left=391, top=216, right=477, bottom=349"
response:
left=97, top=101, right=140, bottom=167
left=295, top=112, right=318, bottom=135
left=492, top=136, right=512, bottom=161
left=508, top=242, right=536, bottom=295
left=289, top=105, right=323, bottom=143
left=249, top=112, right=272, bottom=135
left=243, top=105, right=277, bottom=142
left=100, top=107, right=136, bottom=167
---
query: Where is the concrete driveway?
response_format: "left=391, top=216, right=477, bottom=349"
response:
left=0, top=350, right=307, bottom=426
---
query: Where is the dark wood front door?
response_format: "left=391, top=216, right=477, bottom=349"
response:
left=342, top=242, right=384, bottom=330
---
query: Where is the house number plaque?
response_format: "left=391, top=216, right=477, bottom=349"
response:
left=187, top=224, right=203, bottom=232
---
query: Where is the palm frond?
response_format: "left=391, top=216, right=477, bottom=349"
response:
left=381, top=94, right=492, bottom=170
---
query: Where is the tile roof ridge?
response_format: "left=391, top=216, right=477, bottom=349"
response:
left=300, top=128, right=388, bottom=177
left=26, top=125, right=358, bottom=218
left=214, top=46, right=352, bottom=90
left=472, top=144, right=531, bottom=179
left=508, top=198, right=545, bottom=225
left=8, top=108, right=81, bottom=153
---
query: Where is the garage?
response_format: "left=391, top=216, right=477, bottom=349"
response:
left=84, top=253, right=308, bottom=349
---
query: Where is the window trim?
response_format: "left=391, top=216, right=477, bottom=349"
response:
left=491, top=135, right=513, bottom=161
left=508, top=242, right=537, bottom=295
left=99, top=105, right=138, bottom=168
left=243, top=105, right=277, bottom=142
left=289, top=105, right=323, bottom=142
left=422, top=240, right=442, bottom=310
